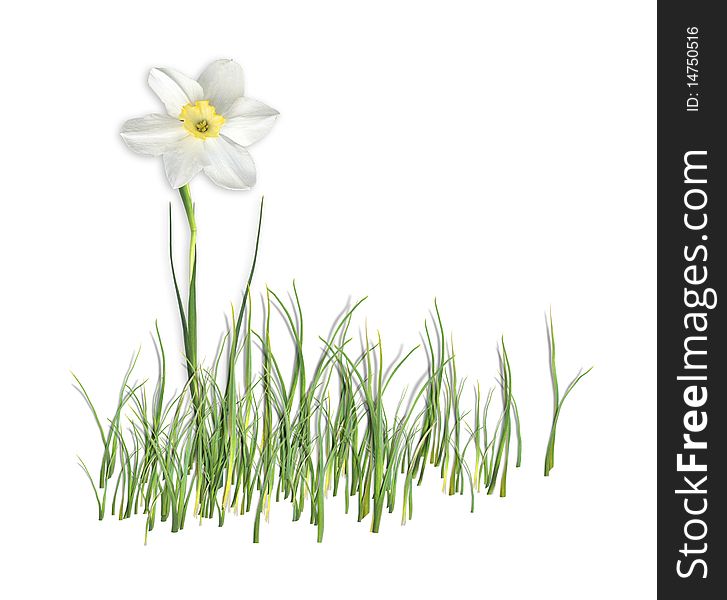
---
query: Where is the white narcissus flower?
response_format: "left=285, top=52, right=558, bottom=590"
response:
left=121, top=59, right=278, bottom=190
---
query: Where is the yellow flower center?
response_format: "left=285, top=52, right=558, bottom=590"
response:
left=179, top=100, right=225, bottom=139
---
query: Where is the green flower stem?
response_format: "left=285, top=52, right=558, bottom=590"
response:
left=177, top=184, right=202, bottom=514
left=176, top=184, right=198, bottom=403
left=178, top=184, right=197, bottom=281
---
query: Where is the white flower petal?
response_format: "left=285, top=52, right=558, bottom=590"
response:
left=202, top=136, right=256, bottom=190
left=197, top=59, right=245, bottom=115
left=120, top=114, right=188, bottom=156
left=222, top=97, right=279, bottom=147
left=163, top=137, right=210, bottom=188
left=148, top=67, right=204, bottom=117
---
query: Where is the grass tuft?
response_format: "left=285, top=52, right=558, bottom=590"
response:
left=77, top=297, right=591, bottom=542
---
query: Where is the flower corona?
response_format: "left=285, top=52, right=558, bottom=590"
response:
left=180, top=100, right=225, bottom=139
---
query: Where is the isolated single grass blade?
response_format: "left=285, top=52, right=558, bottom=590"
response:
left=78, top=457, right=105, bottom=519
left=544, top=311, right=593, bottom=476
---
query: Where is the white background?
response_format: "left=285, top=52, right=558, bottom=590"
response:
left=1, top=1, right=655, bottom=598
